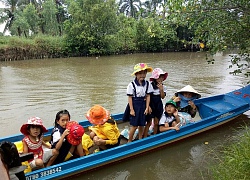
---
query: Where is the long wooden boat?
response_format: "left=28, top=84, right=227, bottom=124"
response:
left=1, top=84, right=250, bottom=180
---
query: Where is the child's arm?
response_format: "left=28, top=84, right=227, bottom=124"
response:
left=144, top=94, right=150, bottom=115
left=158, top=83, right=165, bottom=99
left=22, top=140, right=29, bottom=154
left=42, top=141, right=51, bottom=149
left=164, top=123, right=180, bottom=131
left=173, top=109, right=180, bottom=124
left=55, top=129, right=70, bottom=150
left=173, top=96, right=181, bottom=102
left=128, top=96, right=135, bottom=116
left=188, top=100, right=197, bottom=117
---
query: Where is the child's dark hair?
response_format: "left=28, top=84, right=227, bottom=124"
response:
left=106, top=116, right=115, bottom=124
left=54, top=109, right=71, bottom=127
left=151, top=80, right=158, bottom=90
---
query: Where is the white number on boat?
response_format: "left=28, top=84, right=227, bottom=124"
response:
left=25, top=167, right=62, bottom=179
left=216, top=112, right=234, bottom=120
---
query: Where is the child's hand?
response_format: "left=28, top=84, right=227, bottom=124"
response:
left=62, top=129, right=70, bottom=138
left=174, top=124, right=180, bottom=131
left=93, top=136, right=105, bottom=146
left=174, top=123, right=181, bottom=131
left=173, top=109, right=178, bottom=117
left=144, top=107, right=149, bottom=115
left=148, top=106, right=152, bottom=114
left=188, top=100, right=196, bottom=109
left=157, top=83, right=163, bottom=90
left=130, top=109, right=135, bottom=116
left=173, top=97, right=181, bottom=102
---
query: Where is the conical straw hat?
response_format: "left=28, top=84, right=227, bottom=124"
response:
left=177, top=85, right=201, bottom=98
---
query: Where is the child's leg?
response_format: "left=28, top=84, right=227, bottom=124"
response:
left=46, top=149, right=59, bottom=167
left=153, top=117, right=159, bottom=134
left=89, top=131, right=96, bottom=139
left=69, top=145, right=76, bottom=155
left=138, top=126, right=144, bottom=139
left=143, top=120, right=152, bottom=138
left=34, top=159, right=44, bottom=169
left=75, top=143, right=85, bottom=157
left=128, top=126, right=137, bottom=143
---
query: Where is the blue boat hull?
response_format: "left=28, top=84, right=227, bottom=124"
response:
left=1, top=85, right=250, bottom=180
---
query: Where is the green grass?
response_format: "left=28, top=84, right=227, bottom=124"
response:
left=210, top=126, right=250, bottom=180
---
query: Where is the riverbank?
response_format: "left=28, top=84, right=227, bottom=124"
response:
left=0, top=35, right=203, bottom=61
left=0, top=36, right=66, bottom=61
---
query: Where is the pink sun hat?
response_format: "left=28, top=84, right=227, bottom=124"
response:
left=20, top=117, right=48, bottom=136
left=150, top=68, right=168, bottom=81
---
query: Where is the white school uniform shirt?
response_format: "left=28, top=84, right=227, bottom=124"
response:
left=127, top=80, right=153, bottom=97
left=151, top=84, right=167, bottom=95
left=159, top=113, right=175, bottom=125
left=51, top=127, right=65, bottom=144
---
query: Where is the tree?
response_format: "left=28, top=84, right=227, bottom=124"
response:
left=195, top=0, right=249, bottom=79
left=0, top=0, right=22, bottom=34
left=118, top=0, right=141, bottom=18
left=64, top=0, right=119, bottom=55
left=167, top=0, right=250, bottom=80
left=136, top=17, right=176, bottom=52
left=22, top=3, right=39, bottom=34
left=40, top=0, right=60, bottom=35
left=116, top=15, right=137, bottom=52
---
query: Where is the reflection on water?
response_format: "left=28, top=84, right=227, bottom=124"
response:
left=0, top=52, right=249, bottom=179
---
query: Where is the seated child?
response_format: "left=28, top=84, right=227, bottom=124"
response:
left=86, top=105, right=121, bottom=151
left=50, top=110, right=85, bottom=165
left=20, top=117, right=58, bottom=170
left=159, top=100, right=181, bottom=132
left=172, top=85, right=201, bottom=125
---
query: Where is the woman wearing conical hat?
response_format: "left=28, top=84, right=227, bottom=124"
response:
left=172, top=85, right=201, bottom=124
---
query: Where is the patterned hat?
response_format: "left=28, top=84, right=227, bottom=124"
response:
left=86, top=105, right=110, bottom=125
left=66, top=121, right=84, bottom=145
left=150, top=68, right=168, bottom=81
left=20, top=117, right=48, bottom=136
left=131, top=63, right=153, bottom=76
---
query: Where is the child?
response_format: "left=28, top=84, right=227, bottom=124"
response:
left=20, top=117, right=58, bottom=170
left=144, top=68, right=168, bottom=136
left=172, top=85, right=201, bottom=124
left=86, top=105, right=121, bottom=150
left=123, top=63, right=153, bottom=143
left=159, top=100, right=181, bottom=132
left=50, top=110, right=85, bottom=165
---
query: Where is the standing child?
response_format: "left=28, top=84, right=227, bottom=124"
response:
left=50, top=110, right=85, bottom=165
left=159, top=100, right=181, bottom=132
left=86, top=105, right=121, bottom=151
left=144, top=68, right=168, bottom=136
left=123, top=63, right=153, bottom=143
left=20, top=117, right=58, bottom=170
